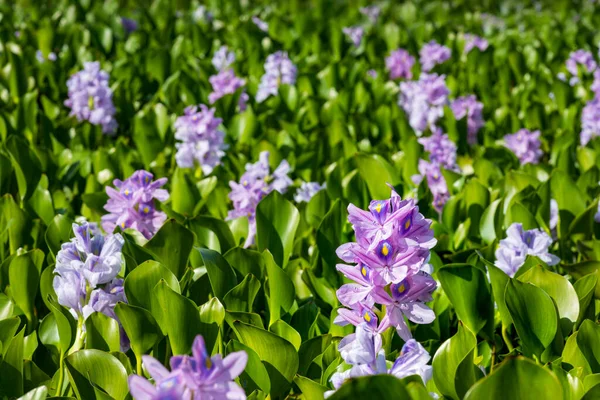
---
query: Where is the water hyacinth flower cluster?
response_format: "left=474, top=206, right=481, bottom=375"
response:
left=417, top=128, right=459, bottom=172
left=209, top=46, right=247, bottom=107
left=451, top=95, right=485, bottom=145
left=256, top=51, right=297, bottom=103
left=419, top=40, right=451, bottom=72
left=386, top=48, right=415, bottom=80
left=174, top=105, right=228, bottom=174
left=566, top=49, right=597, bottom=84
left=398, top=73, right=450, bottom=134
left=121, top=17, right=138, bottom=34
left=335, top=188, right=437, bottom=341
left=252, top=16, right=268, bottom=32
left=343, top=26, right=364, bottom=47
left=36, top=50, right=56, bottom=63
left=417, top=160, right=451, bottom=213
left=359, top=5, right=380, bottom=23
left=463, top=34, right=489, bottom=54
left=128, top=335, right=247, bottom=400
left=581, top=98, right=600, bottom=146
left=64, top=61, right=118, bottom=134
left=504, top=129, right=543, bottom=165
left=326, top=325, right=432, bottom=398
left=294, top=181, right=326, bottom=203
left=102, top=170, right=169, bottom=239
left=227, top=151, right=292, bottom=247
left=495, top=223, right=560, bottom=277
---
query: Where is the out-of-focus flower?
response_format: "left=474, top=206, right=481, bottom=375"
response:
left=174, top=105, right=227, bottom=174
left=386, top=48, right=415, bottom=80
left=193, top=5, right=213, bottom=23
left=256, top=51, right=297, bottom=103
left=37, top=50, right=57, bottom=63
left=343, top=26, right=364, bottom=47
left=360, top=5, right=381, bottom=23
left=294, top=182, right=326, bottom=203
left=418, top=129, right=459, bottom=172
left=417, top=160, right=450, bottom=213
left=463, top=34, right=489, bottom=54
left=399, top=73, right=449, bottom=134
left=595, top=201, right=600, bottom=224
left=128, top=335, right=248, bottom=400
left=504, top=129, right=543, bottom=165
left=451, top=95, right=485, bottom=145
left=367, top=69, right=378, bottom=79
left=495, top=223, right=560, bottom=277
left=252, top=16, right=269, bottom=32
left=566, top=49, right=597, bottom=76
left=227, top=151, right=292, bottom=247
left=591, top=70, right=600, bottom=98
left=212, top=46, right=235, bottom=71
left=64, top=62, right=118, bottom=134
left=209, top=69, right=246, bottom=104
left=102, top=170, right=169, bottom=239
left=121, top=17, right=138, bottom=34
left=419, top=41, right=451, bottom=72
left=550, top=199, right=559, bottom=231
left=581, top=98, right=600, bottom=146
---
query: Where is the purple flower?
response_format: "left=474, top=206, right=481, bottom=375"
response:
left=386, top=49, right=415, bottom=80
left=209, top=69, right=246, bottom=104
left=212, top=46, right=235, bottom=71
left=495, top=223, right=560, bottom=277
left=36, top=50, right=44, bottom=63
left=367, top=69, right=378, bottom=79
left=359, top=5, right=381, bottom=23
left=418, top=129, right=459, bottom=172
left=595, top=201, right=600, bottom=224
left=416, top=160, right=450, bottom=213
left=121, top=17, right=138, bottom=34
left=256, top=51, right=297, bottom=103
left=399, top=73, right=450, bottom=134
left=102, top=170, right=169, bottom=239
left=343, top=26, right=364, bottom=47
left=128, top=335, right=247, bottom=400
left=581, top=98, right=600, bottom=146
left=252, top=16, right=269, bottom=32
left=294, top=182, right=326, bottom=203
left=463, top=34, right=489, bottom=54
left=64, top=62, right=118, bottom=135
left=193, top=6, right=213, bottom=23
left=550, top=199, right=558, bottom=231
left=566, top=49, right=597, bottom=76
left=227, top=151, right=292, bottom=247
left=388, top=338, right=433, bottom=383
left=14, top=30, right=20, bottom=38
left=504, top=129, right=543, bottom=165
left=238, top=91, right=249, bottom=112
left=48, top=52, right=57, bottom=61
left=53, top=270, right=87, bottom=313
left=85, top=278, right=126, bottom=320
left=419, top=41, right=451, bottom=72
left=451, top=95, right=485, bottom=145
left=174, top=105, right=227, bottom=174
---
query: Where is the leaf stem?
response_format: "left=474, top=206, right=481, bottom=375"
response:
left=502, top=324, right=514, bottom=353
left=56, top=350, right=65, bottom=396
left=136, top=354, right=143, bottom=376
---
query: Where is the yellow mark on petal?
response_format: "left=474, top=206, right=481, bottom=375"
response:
left=121, top=222, right=126, bottom=228
left=205, top=358, right=212, bottom=369
left=375, top=203, right=382, bottom=213
left=381, top=244, right=389, bottom=256
left=124, top=189, right=130, bottom=196
left=143, top=207, right=149, bottom=214
left=361, top=266, right=367, bottom=277
left=404, top=218, right=411, bottom=231
left=363, top=312, right=371, bottom=322
left=397, top=284, right=406, bottom=294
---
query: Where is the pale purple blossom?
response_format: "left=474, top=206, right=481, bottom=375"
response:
left=386, top=49, right=415, bottom=80
left=416, top=160, right=450, bottom=213
left=256, top=51, right=297, bottom=103
left=418, top=129, right=459, bottom=172
left=581, top=98, right=600, bottom=146
left=227, top=151, right=292, bottom=247
left=566, top=49, right=597, bottom=76
left=592, top=70, right=600, bottom=98
left=495, top=223, right=560, bottom=277
left=451, top=95, right=485, bottom=145
left=212, top=46, right=235, bottom=71
left=294, top=182, right=326, bottom=203
left=252, top=16, right=268, bottom=32
left=121, top=17, right=138, bottom=34
left=463, top=34, right=488, bottom=54
left=209, top=69, right=246, bottom=104
left=48, top=52, right=57, bottom=61
left=399, top=73, right=450, bottom=134
left=193, top=6, right=213, bottom=23
left=128, top=335, right=247, bottom=400
left=595, top=201, right=600, bottom=224
left=174, top=105, right=228, bottom=174
left=36, top=50, right=44, bottom=63
left=367, top=69, right=378, bottom=79
left=343, top=26, right=364, bottom=47
left=550, top=199, right=558, bottom=231
left=504, top=129, right=543, bottom=164
left=359, top=5, right=381, bottom=23
left=102, top=170, right=169, bottom=239
left=419, top=41, right=451, bottom=72
left=64, top=62, right=118, bottom=134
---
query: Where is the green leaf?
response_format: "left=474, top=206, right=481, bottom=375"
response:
left=114, top=303, right=162, bottom=361
left=5, top=135, right=42, bottom=201
left=223, top=274, right=261, bottom=312
left=316, top=200, right=345, bottom=281
left=478, top=253, right=513, bottom=326
left=355, top=153, right=399, bottom=199
left=45, top=215, right=74, bottom=258
left=84, top=313, right=121, bottom=353
left=0, top=327, right=24, bottom=397
left=198, top=248, right=238, bottom=300
left=438, top=263, right=494, bottom=338
left=256, top=191, right=300, bottom=268
left=263, top=251, right=295, bottom=326
left=144, top=220, right=194, bottom=279
left=574, top=274, right=598, bottom=327
left=227, top=340, right=271, bottom=394
left=66, top=350, right=128, bottom=400
left=124, top=260, right=180, bottom=312
left=189, top=216, right=236, bottom=254
left=234, top=321, right=299, bottom=397
left=17, top=386, right=48, bottom=400
left=577, top=320, right=600, bottom=374
left=270, top=320, right=302, bottom=351
left=45, top=299, right=76, bottom=354
left=8, top=250, right=42, bottom=325
left=505, top=279, right=558, bottom=358
left=328, top=375, right=411, bottom=399
left=433, top=323, right=482, bottom=400
left=294, top=375, right=328, bottom=399
left=480, top=199, right=502, bottom=244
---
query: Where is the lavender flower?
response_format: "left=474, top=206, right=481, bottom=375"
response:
left=64, top=62, right=118, bottom=134
left=129, top=335, right=247, bottom=400
left=463, top=34, right=489, bottom=54
left=53, top=270, right=87, bottom=313
left=566, top=49, right=597, bottom=76
left=252, top=16, right=269, bottom=32
left=256, top=51, right=297, bottom=103
left=48, top=52, right=57, bottom=61
left=595, top=201, right=600, bottom=224
left=550, top=199, right=558, bottom=231
left=495, top=223, right=560, bottom=277
left=592, top=70, right=600, bottom=98
left=102, top=170, right=169, bottom=239
left=212, top=46, right=235, bottom=71
left=193, top=6, right=213, bottom=23
left=209, top=69, right=246, bottom=104
left=359, top=5, right=381, bottom=23
left=418, top=129, right=459, bottom=172
left=343, top=26, right=364, bottom=47
left=581, top=98, right=600, bottom=146
left=419, top=41, right=451, bottom=72
left=416, top=160, right=450, bottom=213
left=399, top=73, right=449, bottom=134
left=367, top=69, right=378, bottom=79
left=294, top=182, right=326, bottom=203
left=386, top=49, right=415, bottom=80
left=174, top=105, right=228, bottom=174
left=86, top=278, right=126, bottom=320
left=451, top=95, right=485, bottom=145
left=121, top=17, right=138, bottom=34
left=36, top=50, right=44, bottom=63
left=227, top=151, right=292, bottom=247
left=504, top=129, right=543, bottom=165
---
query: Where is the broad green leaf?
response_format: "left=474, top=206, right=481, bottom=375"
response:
left=45, top=215, right=73, bottom=258
left=294, top=375, right=328, bottom=400
left=577, top=320, right=600, bottom=374
left=9, top=250, right=42, bottom=325
left=480, top=199, right=502, bottom=244
left=17, top=386, right=48, bottom=400
left=124, top=260, right=180, bottom=312
left=84, top=313, right=120, bottom=353
left=189, top=216, right=236, bottom=254
left=144, top=220, right=194, bottom=279
left=574, top=274, right=598, bottom=327
left=66, top=350, right=128, bottom=400
left=263, top=251, right=295, bottom=326
left=0, top=327, right=24, bottom=397
left=198, top=248, right=238, bottom=300
left=355, top=153, right=399, bottom=199
left=328, top=374, right=411, bottom=399
left=223, top=274, right=261, bottom=312
left=270, top=320, right=302, bottom=351
left=114, top=303, right=162, bottom=363
left=227, top=340, right=271, bottom=394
